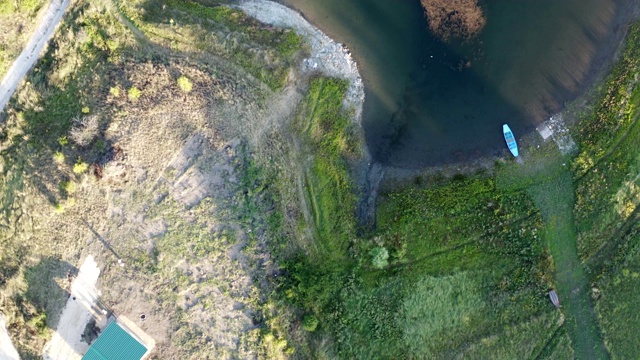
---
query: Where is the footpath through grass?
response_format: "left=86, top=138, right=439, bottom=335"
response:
left=498, top=143, right=608, bottom=360
left=529, top=171, right=608, bottom=359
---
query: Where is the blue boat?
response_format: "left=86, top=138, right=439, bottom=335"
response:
left=503, top=124, right=519, bottom=157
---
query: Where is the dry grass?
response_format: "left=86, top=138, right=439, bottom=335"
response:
left=420, top=0, right=486, bottom=40
left=0, top=1, right=303, bottom=358
left=70, top=115, right=100, bottom=147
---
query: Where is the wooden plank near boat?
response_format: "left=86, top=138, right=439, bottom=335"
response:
left=503, top=124, right=519, bottom=157
left=549, top=290, right=560, bottom=308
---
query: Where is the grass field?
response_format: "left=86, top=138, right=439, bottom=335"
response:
left=116, top=0, right=302, bottom=91
left=260, top=108, right=563, bottom=357
left=572, top=23, right=640, bottom=263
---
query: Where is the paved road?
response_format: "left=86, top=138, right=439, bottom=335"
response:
left=0, top=0, right=70, bottom=114
left=0, top=313, right=20, bottom=360
left=43, top=255, right=102, bottom=360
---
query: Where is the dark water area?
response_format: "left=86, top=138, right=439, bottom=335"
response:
left=281, top=0, right=640, bottom=168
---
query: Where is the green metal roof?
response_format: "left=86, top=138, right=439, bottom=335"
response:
left=82, top=321, right=147, bottom=360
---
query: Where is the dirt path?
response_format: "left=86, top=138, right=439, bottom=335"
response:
left=43, top=254, right=103, bottom=360
left=0, top=0, right=70, bottom=114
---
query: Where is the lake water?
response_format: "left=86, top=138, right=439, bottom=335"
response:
left=281, top=0, right=638, bottom=168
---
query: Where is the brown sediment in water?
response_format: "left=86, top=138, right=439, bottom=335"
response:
left=420, top=0, right=485, bottom=40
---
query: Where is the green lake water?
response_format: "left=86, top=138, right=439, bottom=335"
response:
left=281, top=0, right=639, bottom=167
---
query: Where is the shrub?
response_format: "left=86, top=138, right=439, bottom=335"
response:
left=73, top=160, right=89, bottom=174
left=53, top=152, right=65, bottom=164
left=302, top=314, right=319, bottom=332
left=370, top=246, right=389, bottom=269
left=128, top=86, right=142, bottom=100
left=109, top=86, right=120, bottom=97
left=70, top=115, right=100, bottom=147
left=420, top=0, right=486, bottom=40
left=59, top=180, right=76, bottom=195
left=177, top=76, right=193, bottom=93
left=53, top=203, right=64, bottom=214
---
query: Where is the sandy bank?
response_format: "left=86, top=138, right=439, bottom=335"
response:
left=236, top=0, right=365, bottom=123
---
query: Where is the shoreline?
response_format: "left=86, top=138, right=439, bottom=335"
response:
left=236, top=0, right=365, bottom=124
left=236, top=0, right=382, bottom=229
left=236, top=0, right=640, bottom=197
left=385, top=0, right=640, bottom=188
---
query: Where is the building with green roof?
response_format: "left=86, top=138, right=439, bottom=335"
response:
left=82, top=321, right=148, bottom=360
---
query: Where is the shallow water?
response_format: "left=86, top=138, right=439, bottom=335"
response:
left=281, top=0, right=638, bottom=167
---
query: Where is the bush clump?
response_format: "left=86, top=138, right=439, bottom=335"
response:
left=177, top=76, right=193, bottom=93
left=70, top=115, right=100, bottom=147
left=128, top=86, right=142, bottom=100
left=302, top=314, right=319, bottom=332
left=53, top=151, right=65, bottom=164
left=370, top=246, right=389, bottom=269
left=73, top=160, right=89, bottom=174
left=420, top=0, right=486, bottom=40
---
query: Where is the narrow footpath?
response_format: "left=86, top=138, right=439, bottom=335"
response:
left=498, top=146, right=608, bottom=359
left=528, top=169, right=608, bottom=360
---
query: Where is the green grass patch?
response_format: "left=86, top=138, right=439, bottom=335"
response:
left=561, top=20, right=640, bottom=360
left=462, top=311, right=563, bottom=359
left=293, top=77, right=358, bottom=264
left=120, top=0, right=302, bottom=90
left=0, top=0, right=45, bottom=15
left=399, top=271, right=485, bottom=356
left=272, top=167, right=553, bottom=358
left=572, top=22, right=640, bottom=261
left=595, top=225, right=640, bottom=359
